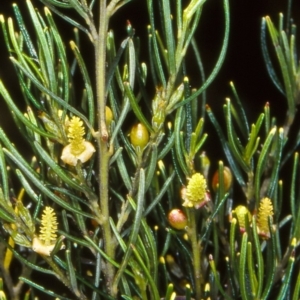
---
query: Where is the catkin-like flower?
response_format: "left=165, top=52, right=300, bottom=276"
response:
left=182, top=173, right=208, bottom=208
left=61, top=116, right=95, bottom=166
left=32, top=207, right=59, bottom=256
left=39, top=206, right=58, bottom=246
left=68, top=116, right=86, bottom=155
left=257, top=197, right=274, bottom=239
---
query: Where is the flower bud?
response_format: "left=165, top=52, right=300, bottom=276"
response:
left=168, top=209, right=187, bottom=230
left=212, top=166, right=232, bottom=192
left=257, top=197, right=274, bottom=239
left=105, top=106, right=113, bottom=127
left=232, top=205, right=251, bottom=232
left=130, top=123, right=149, bottom=151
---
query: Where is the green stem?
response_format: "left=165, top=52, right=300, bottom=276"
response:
left=186, top=209, right=202, bottom=300
left=95, top=0, right=115, bottom=295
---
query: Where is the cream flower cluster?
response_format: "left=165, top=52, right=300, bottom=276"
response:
left=61, top=116, right=95, bottom=166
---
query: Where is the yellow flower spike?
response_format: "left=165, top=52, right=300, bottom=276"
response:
left=182, top=173, right=208, bottom=208
left=32, top=207, right=59, bottom=256
left=68, top=116, right=86, bottom=155
left=61, top=116, right=95, bottom=166
left=257, top=197, right=274, bottom=239
left=39, top=206, right=58, bottom=245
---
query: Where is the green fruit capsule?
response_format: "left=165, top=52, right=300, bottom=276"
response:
left=130, top=123, right=149, bottom=151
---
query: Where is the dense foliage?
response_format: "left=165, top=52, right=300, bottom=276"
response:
left=0, top=0, right=300, bottom=299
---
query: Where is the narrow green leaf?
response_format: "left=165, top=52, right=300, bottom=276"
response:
left=16, top=170, right=39, bottom=203
left=202, top=193, right=229, bottom=240
left=224, top=99, right=250, bottom=173
left=252, top=218, right=264, bottom=298
left=9, top=58, right=94, bottom=132
left=3, top=149, right=93, bottom=218
left=26, top=0, right=56, bottom=93
left=45, top=8, right=70, bottom=104
left=0, top=207, right=15, bottom=223
left=244, top=113, right=264, bottom=165
left=161, top=0, right=175, bottom=74
left=267, top=128, right=284, bottom=198
left=112, top=169, right=146, bottom=290
left=0, top=145, right=9, bottom=201
left=265, top=16, right=295, bottom=117
left=261, top=218, right=276, bottom=299
left=13, top=3, right=38, bottom=59
left=209, top=255, right=232, bottom=300
left=39, top=0, right=90, bottom=36
left=19, top=277, right=72, bottom=300
left=290, top=152, right=298, bottom=218
left=40, top=0, right=72, bottom=8
left=261, top=18, right=284, bottom=94
left=0, top=81, right=55, bottom=139
left=254, top=127, right=276, bottom=206
left=131, top=244, right=160, bottom=300
left=239, top=233, right=249, bottom=300
left=127, top=38, right=136, bottom=88
left=229, top=82, right=249, bottom=137
left=174, top=106, right=189, bottom=176
left=181, top=7, right=202, bottom=63
left=247, top=242, right=258, bottom=297
left=68, top=0, right=89, bottom=20
left=207, top=106, right=246, bottom=188
left=0, top=15, right=12, bottom=52
left=174, top=0, right=230, bottom=109
left=110, top=218, right=127, bottom=252
left=225, top=256, right=238, bottom=298
left=276, top=257, right=295, bottom=300
left=114, top=142, right=132, bottom=191
left=158, top=131, right=175, bottom=160
left=106, top=34, right=129, bottom=95
left=65, top=250, right=80, bottom=297
left=140, top=220, right=158, bottom=284
left=147, top=25, right=167, bottom=87
left=123, top=82, right=153, bottom=133
left=292, top=269, right=300, bottom=300
left=145, top=144, right=158, bottom=191
left=144, top=171, right=175, bottom=217
left=7, top=17, right=38, bottom=81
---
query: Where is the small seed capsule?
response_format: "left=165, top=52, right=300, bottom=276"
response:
left=212, top=166, right=233, bottom=192
left=168, top=209, right=187, bottom=230
left=130, top=123, right=149, bottom=151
